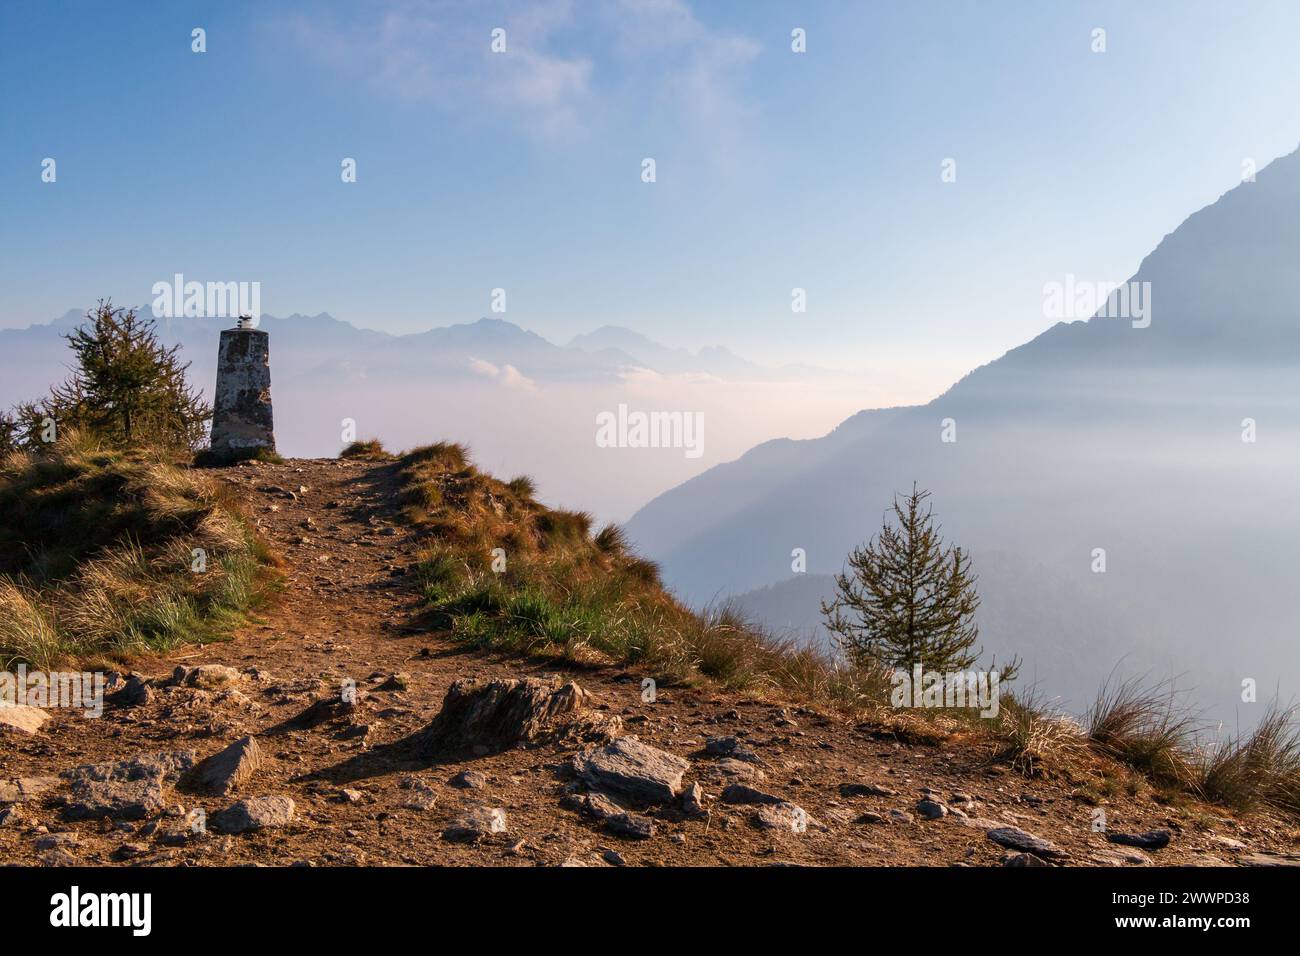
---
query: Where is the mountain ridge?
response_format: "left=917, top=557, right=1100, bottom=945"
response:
left=625, top=147, right=1300, bottom=723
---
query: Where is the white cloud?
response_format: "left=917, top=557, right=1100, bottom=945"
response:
left=469, top=357, right=537, bottom=390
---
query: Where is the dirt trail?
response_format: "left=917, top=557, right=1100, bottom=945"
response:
left=2, top=457, right=1297, bottom=867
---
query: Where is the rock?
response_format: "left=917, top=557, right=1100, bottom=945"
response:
left=856, top=811, right=885, bottom=824
left=986, top=826, right=1066, bottom=859
left=419, top=677, right=611, bottom=757
left=450, top=770, right=487, bottom=790
left=1004, top=852, right=1051, bottom=867
left=113, top=843, right=149, bottom=861
left=953, top=814, right=1004, bottom=829
left=0, top=806, right=21, bottom=827
left=839, top=782, right=897, bottom=798
left=0, top=776, right=59, bottom=805
left=1106, top=829, right=1171, bottom=850
left=888, top=809, right=915, bottom=824
left=563, top=789, right=626, bottom=821
left=916, top=799, right=949, bottom=820
left=378, top=673, right=410, bottom=692
left=720, top=783, right=784, bottom=806
left=681, top=782, right=708, bottom=817
left=699, top=758, right=767, bottom=785
left=62, top=751, right=195, bottom=821
left=602, top=848, right=627, bottom=865
left=210, top=795, right=296, bottom=834
left=288, top=695, right=358, bottom=729
left=40, top=849, right=79, bottom=867
left=606, top=812, right=656, bottom=839
left=173, top=664, right=243, bottom=690
left=951, top=791, right=975, bottom=804
left=572, top=737, right=689, bottom=804
left=1090, top=849, right=1150, bottom=866
left=1212, top=835, right=1247, bottom=851
left=754, top=802, right=809, bottom=834
left=339, top=788, right=364, bottom=803
left=705, top=736, right=761, bottom=763
left=442, top=807, right=508, bottom=843
left=399, top=781, right=438, bottom=811
left=0, top=704, right=49, bottom=735
left=1239, top=852, right=1300, bottom=867
left=107, top=675, right=152, bottom=708
left=338, top=722, right=374, bottom=741
left=34, top=832, right=80, bottom=851
left=194, top=736, right=263, bottom=796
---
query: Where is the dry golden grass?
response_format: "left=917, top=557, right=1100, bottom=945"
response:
left=1086, top=676, right=1201, bottom=789
left=994, top=689, right=1089, bottom=776
left=1197, top=705, right=1300, bottom=813
left=400, top=444, right=894, bottom=712
left=0, top=578, right=64, bottom=670
left=0, top=430, right=277, bottom=668
left=339, top=438, right=393, bottom=461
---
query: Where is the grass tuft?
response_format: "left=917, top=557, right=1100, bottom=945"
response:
left=994, top=688, right=1089, bottom=777
left=1197, top=705, right=1300, bottom=813
left=506, top=475, right=537, bottom=498
left=340, top=438, right=392, bottom=461
left=1086, top=676, right=1201, bottom=789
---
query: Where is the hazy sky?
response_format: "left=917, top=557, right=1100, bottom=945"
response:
left=4, top=0, right=1300, bottom=400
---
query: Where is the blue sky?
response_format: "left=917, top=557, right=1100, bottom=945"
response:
left=4, top=0, right=1300, bottom=396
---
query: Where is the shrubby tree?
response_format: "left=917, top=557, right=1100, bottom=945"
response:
left=822, top=485, right=1016, bottom=679
left=4, top=301, right=210, bottom=452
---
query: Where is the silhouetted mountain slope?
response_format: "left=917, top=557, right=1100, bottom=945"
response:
left=628, top=147, right=1300, bottom=722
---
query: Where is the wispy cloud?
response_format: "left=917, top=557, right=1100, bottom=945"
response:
left=600, top=0, right=761, bottom=159
left=281, top=0, right=760, bottom=152
left=285, top=0, right=591, bottom=141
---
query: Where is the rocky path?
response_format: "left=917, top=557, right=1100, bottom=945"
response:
left=2, top=457, right=1298, bottom=867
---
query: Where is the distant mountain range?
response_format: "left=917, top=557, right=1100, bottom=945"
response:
left=628, top=146, right=1300, bottom=722
left=0, top=313, right=847, bottom=406
left=0, top=313, right=875, bottom=524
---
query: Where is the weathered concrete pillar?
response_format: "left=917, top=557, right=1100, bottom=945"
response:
left=209, top=317, right=275, bottom=460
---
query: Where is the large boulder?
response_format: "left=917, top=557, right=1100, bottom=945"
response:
left=572, top=736, right=689, bottom=804
left=61, top=751, right=196, bottom=821
left=417, top=677, right=614, bottom=757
